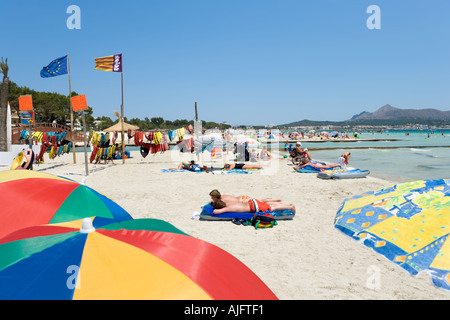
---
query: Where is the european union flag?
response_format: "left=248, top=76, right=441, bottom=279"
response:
left=40, top=55, right=68, bottom=78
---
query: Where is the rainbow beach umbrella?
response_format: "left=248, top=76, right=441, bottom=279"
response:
left=0, top=218, right=278, bottom=300
left=0, top=170, right=132, bottom=239
left=335, top=179, right=450, bottom=290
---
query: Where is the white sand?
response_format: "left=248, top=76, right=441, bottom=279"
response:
left=5, top=149, right=450, bottom=300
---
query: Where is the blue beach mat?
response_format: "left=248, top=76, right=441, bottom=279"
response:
left=199, top=203, right=295, bottom=221
left=212, top=169, right=252, bottom=175
left=296, top=160, right=328, bottom=173
left=161, top=169, right=204, bottom=173
left=296, top=165, right=321, bottom=173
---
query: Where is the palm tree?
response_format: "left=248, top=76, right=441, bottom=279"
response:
left=0, top=57, right=9, bottom=151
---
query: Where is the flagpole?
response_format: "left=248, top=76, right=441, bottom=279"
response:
left=81, top=109, right=89, bottom=176
left=121, top=53, right=125, bottom=164
left=67, top=54, right=76, bottom=164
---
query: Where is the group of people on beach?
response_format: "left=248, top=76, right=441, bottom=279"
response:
left=289, top=141, right=351, bottom=171
left=168, top=139, right=352, bottom=217
left=169, top=140, right=352, bottom=175
left=204, top=149, right=351, bottom=216
left=169, top=160, right=262, bottom=172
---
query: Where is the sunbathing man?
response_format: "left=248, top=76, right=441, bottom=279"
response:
left=209, top=189, right=295, bottom=214
left=223, top=163, right=262, bottom=170
left=294, top=158, right=341, bottom=171
left=209, top=189, right=281, bottom=205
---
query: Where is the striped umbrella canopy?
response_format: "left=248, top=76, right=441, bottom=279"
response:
left=237, top=137, right=261, bottom=149
left=0, top=218, right=278, bottom=300
left=335, top=179, right=450, bottom=290
left=0, top=170, right=132, bottom=239
left=194, top=136, right=229, bottom=155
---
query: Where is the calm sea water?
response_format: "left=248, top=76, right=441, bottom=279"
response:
left=280, top=130, right=450, bottom=182
left=84, top=129, right=450, bottom=183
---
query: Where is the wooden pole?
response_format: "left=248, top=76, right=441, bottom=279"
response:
left=81, top=110, right=89, bottom=176
left=67, top=54, right=76, bottom=164
left=195, top=101, right=201, bottom=164
left=195, top=101, right=198, bottom=122
left=121, top=63, right=125, bottom=164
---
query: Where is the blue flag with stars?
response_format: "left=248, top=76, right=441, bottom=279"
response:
left=40, top=55, right=68, bottom=78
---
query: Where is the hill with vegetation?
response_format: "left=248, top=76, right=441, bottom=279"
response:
left=281, top=104, right=450, bottom=127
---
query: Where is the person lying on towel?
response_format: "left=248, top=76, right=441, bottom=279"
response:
left=168, top=160, right=203, bottom=172
left=209, top=189, right=295, bottom=214
left=294, top=158, right=341, bottom=171
left=223, top=163, right=262, bottom=170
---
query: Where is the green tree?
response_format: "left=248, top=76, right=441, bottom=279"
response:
left=96, top=116, right=114, bottom=130
left=151, top=117, right=164, bottom=127
left=164, top=119, right=173, bottom=128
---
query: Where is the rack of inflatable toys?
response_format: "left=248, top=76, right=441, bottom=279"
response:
left=19, top=129, right=72, bottom=163
left=129, top=124, right=195, bottom=158
left=87, top=124, right=196, bottom=162
left=88, top=130, right=123, bottom=163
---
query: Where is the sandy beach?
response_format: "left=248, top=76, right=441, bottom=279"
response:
left=4, top=149, right=449, bottom=300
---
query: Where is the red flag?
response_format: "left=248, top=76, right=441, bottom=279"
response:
left=71, top=94, right=88, bottom=112
left=19, top=95, right=33, bottom=111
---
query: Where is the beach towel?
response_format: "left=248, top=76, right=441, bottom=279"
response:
left=295, top=160, right=329, bottom=173
left=296, top=165, right=321, bottom=173
left=212, top=169, right=252, bottom=175
left=160, top=168, right=203, bottom=173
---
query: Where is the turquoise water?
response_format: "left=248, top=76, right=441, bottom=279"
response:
left=279, top=130, right=450, bottom=182
left=80, top=129, right=450, bottom=182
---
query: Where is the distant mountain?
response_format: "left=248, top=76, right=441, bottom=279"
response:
left=349, top=104, right=450, bottom=122
left=280, top=104, right=450, bottom=127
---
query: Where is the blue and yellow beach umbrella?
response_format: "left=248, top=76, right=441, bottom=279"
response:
left=0, top=218, right=278, bottom=300
left=335, top=179, right=450, bottom=290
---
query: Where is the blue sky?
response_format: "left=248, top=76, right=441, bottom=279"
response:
left=2, top=0, right=449, bottom=126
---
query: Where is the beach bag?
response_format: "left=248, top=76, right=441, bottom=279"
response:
left=249, top=213, right=277, bottom=229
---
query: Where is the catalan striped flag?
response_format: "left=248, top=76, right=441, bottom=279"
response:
left=94, top=54, right=122, bottom=72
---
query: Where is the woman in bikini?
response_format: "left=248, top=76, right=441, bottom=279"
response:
left=294, top=158, right=341, bottom=171
left=223, top=163, right=262, bottom=170
left=337, top=152, right=351, bottom=169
